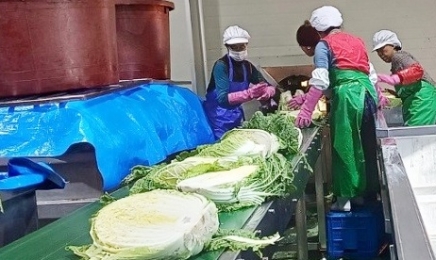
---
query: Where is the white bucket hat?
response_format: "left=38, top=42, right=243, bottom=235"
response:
left=310, top=6, right=343, bottom=32
left=372, top=30, right=402, bottom=51
left=223, top=25, right=251, bottom=45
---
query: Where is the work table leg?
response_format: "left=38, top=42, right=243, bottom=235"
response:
left=296, top=193, right=308, bottom=260
left=315, top=158, right=327, bottom=250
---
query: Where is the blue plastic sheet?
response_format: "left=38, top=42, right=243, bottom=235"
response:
left=0, top=158, right=67, bottom=191
left=0, top=83, right=215, bottom=191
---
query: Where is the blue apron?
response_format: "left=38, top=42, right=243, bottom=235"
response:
left=203, top=55, right=250, bottom=140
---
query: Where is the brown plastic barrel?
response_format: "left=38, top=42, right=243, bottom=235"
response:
left=115, top=0, right=174, bottom=80
left=0, top=0, right=118, bottom=98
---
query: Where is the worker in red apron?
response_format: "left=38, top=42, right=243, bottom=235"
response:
left=295, top=6, right=380, bottom=211
left=373, top=30, right=436, bottom=126
left=203, top=25, right=276, bottom=140
left=291, top=21, right=389, bottom=111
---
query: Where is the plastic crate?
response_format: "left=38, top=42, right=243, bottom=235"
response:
left=327, top=202, right=385, bottom=260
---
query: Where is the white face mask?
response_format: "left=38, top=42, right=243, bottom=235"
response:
left=228, top=50, right=248, bottom=61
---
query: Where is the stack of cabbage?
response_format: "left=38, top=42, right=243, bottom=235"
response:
left=127, top=126, right=302, bottom=211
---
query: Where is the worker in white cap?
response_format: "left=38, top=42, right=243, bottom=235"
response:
left=290, top=20, right=388, bottom=111
left=203, top=25, right=276, bottom=140
left=373, top=29, right=436, bottom=126
left=296, top=6, right=382, bottom=211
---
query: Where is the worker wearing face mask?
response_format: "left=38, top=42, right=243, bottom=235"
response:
left=203, top=25, right=276, bottom=140
left=373, top=30, right=436, bottom=126
left=296, top=6, right=381, bottom=211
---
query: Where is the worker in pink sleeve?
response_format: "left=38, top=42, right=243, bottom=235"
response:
left=290, top=20, right=388, bottom=111
left=373, top=30, right=436, bottom=126
left=295, top=6, right=380, bottom=211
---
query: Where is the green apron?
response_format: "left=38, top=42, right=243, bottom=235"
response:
left=329, top=69, right=378, bottom=198
left=395, top=80, right=436, bottom=126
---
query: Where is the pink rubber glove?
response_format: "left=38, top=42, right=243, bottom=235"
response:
left=228, top=90, right=251, bottom=105
left=295, top=87, right=323, bottom=128
left=257, top=86, right=276, bottom=101
left=375, top=82, right=390, bottom=109
left=249, top=82, right=269, bottom=98
left=228, top=83, right=268, bottom=105
left=378, top=74, right=400, bottom=86
left=288, top=94, right=306, bottom=110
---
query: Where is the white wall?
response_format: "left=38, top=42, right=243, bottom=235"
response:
left=201, top=0, right=436, bottom=84
left=169, top=0, right=193, bottom=87
left=168, top=0, right=436, bottom=94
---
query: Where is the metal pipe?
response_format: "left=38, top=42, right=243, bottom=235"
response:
left=196, top=0, right=209, bottom=85
left=187, top=0, right=207, bottom=96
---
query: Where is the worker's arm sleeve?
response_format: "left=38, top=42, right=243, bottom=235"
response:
left=397, top=63, right=424, bottom=85
left=309, top=41, right=330, bottom=91
left=213, top=61, right=231, bottom=106
left=250, top=65, right=267, bottom=84
left=392, top=52, right=425, bottom=85
left=369, top=62, right=378, bottom=86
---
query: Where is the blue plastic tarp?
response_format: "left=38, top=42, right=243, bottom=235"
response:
left=0, top=158, right=67, bottom=191
left=0, top=83, right=215, bottom=191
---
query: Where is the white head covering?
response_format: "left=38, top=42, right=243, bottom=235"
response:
left=223, top=25, right=251, bottom=45
left=372, top=30, right=402, bottom=51
left=309, top=6, right=343, bottom=32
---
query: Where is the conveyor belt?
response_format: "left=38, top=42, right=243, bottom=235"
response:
left=0, top=127, right=322, bottom=260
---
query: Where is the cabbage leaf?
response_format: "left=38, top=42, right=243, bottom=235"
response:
left=196, top=129, right=281, bottom=158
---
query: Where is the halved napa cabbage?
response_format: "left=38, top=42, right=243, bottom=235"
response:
left=129, top=156, right=252, bottom=194
left=67, top=190, right=219, bottom=260
left=176, top=153, right=294, bottom=211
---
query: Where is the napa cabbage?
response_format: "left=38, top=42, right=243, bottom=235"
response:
left=129, top=154, right=294, bottom=211
left=177, top=153, right=295, bottom=211
left=278, top=90, right=294, bottom=112
left=242, top=111, right=302, bottom=158
left=66, top=190, right=281, bottom=260
left=129, top=157, right=251, bottom=194
left=67, top=190, right=219, bottom=260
